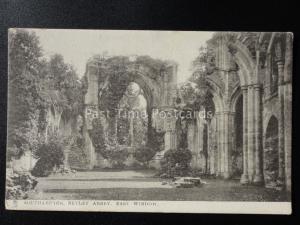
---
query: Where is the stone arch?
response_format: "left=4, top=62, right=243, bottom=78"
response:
left=229, top=84, right=242, bottom=113
left=125, top=71, right=159, bottom=110
left=206, top=78, right=224, bottom=113
left=58, top=110, right=74, bottom=137
left=50, top=104, right=56, bottom=117
left=83, top=58, right=177, bottom=169
left=228, top=40, right=256, bottom=85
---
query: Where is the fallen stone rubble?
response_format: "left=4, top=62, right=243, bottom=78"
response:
left=162, top=177, right=207, bottom=188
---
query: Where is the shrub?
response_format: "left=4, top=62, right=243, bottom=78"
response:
left=89, top=118, right=107, bottom=156
left=31, top=134, right=65, bottom=177
left=160, top=148, right=192, bottom=178
left=147, top=128, right=165, bottom=152
left=106, top=146, right=130, bottom=169
left=6, top=170, right=38, bottom=199
left=134, top=146, right=156, bottom=167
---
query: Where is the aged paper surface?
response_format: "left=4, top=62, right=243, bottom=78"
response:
left=6, top=29, right=292, bottom=214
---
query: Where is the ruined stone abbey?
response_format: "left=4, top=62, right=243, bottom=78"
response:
left=43, top=32, right=292, bottom=192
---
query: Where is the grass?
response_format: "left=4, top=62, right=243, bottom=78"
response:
left=35, top=179, right=291, bottom=202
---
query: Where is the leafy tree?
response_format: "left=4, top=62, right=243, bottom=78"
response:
left=47, top=54, right=84, bottom=118
left=7, top=29, right=85, bottom=163
left=7, top=29, right=44, bottom=160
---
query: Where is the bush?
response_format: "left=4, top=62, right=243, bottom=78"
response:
left=106, top=146, right=130, bottom=169
left=6, top=170, right=38, bottom=199
left=31, top=134, right=65, bottom=177
left=160, top=148, right=192, bottom=178
left=134, top=146, right=156, bottom=167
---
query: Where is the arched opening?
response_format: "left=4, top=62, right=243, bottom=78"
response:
left=264, top=116, right=279, bottom=187
left=91, top=70, right=164, bottom=169
left=117, top=82, right=148, bottom=148
left=232, top=94, right=243, bottom=179
left=188, top=89, right=216, bottom=174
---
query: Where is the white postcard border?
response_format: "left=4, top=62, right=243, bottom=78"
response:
left=6, top=200, right=292, bottom=214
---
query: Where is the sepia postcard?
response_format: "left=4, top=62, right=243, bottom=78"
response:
left=5, top=29, right=292, bottom=214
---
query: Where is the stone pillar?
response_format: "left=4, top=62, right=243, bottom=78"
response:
left=223, top=111, right=234, bottom=179
left=215, top=112, right=222, bottom=176
left=164, top=130, right=177, bottom=150
left=129, top=116, right=134, bottom=146
left=253, top=84, right=264, bottom=185
left=164, top=111, right=177, bottom=151
left=198, top=117, right=205, bottom=170
left=241, top=86, right=249, bottom=184
left=219, top=113, right=225, bottom=176
left=247, top=85, right=255, bottom=182
left=209, top=117, right=217, bottom=175
left=188, top=121, right=196, bottom=167
left=284, top=83, right=292, bottom=191
left=191, top=117, right=202, bottom=169
left=277, top=60, right=285, bottom=187
left=220, top=112, right=225, bottom=176
left=64, top=149, right=70, bottom=169
left=207, top=123, right=212, bottom=174
left=284, top=33, right=293, bottom=192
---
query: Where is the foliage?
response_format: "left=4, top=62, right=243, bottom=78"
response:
left=31, top=133, right=65, bottom=177
left=89, top=118, right=129, bottom=168
left=147, top=128, right=165, bottom=152
left=6, top=170, right=38, bottom=199
left=191, top=46, right=216, bottom=76
left=105, top=146, right=130, bottom=169
left=47, top=54, right=85, bottom=117
left=179, top=82, right=203, bottom=110
left=135, top=55, right=166, bottom=77
left=8, top=29, right=44, bottom=159
left=7, top=112, right=40, bottom=161
left=177, top=45, right=217, bottom=113
left=89, top=118, right=107, bottom=155
left=99, top=56, right=131, bottom=116
left=134, top=146, right=156, bottom=165
left=98, top=55, right=168, bottom=116
left=160, top=148, right=192, bottom=178
left=132, top=114, right=148, bottom=146
left=8, top=29, right=84, bottom=162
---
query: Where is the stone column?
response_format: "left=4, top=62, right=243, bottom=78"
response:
left=247, top=85, right=255, bottom=182
left=194, top=117, right=203, bottom=169
left=210, top=117, right=217, bottom=175
left=215, top=112, right=222, bottom=176
left=188, top=121, right=195, bottom=167
left=253, top=84, right=264, bottom=185
left=284, top=33, right=292, bottom=192
left=164, top=111, right=177, bottom=151
left=164, top=130, right=177, bottom=150
left=219, top=113, right=225, bottom=177
left=240, top=86, right=249, bottom=184
left=277, top=60, right=285, bottom=187
left=223, top=111, right=234, bottom=179
left=207, top=123, right=212, bottom=174
left=272, top=39, right=286, bottom=188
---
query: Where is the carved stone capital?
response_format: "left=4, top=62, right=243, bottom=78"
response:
left=227, top=43, right=238, bottom=55
left=241, top=85, right=249, bottom=91
left=252, top=83, right=262, bottom=90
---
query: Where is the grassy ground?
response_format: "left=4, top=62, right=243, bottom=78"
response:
left=29, top=170, right=291, bottom=202
left=34, top=181, right=290, bottom=202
